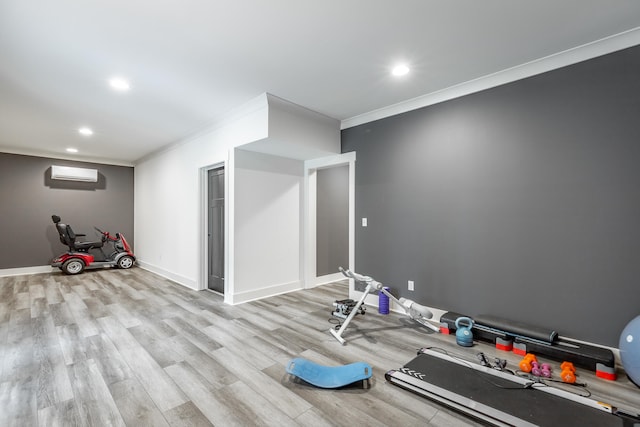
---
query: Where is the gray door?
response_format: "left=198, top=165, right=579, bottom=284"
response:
left=208, top=167, right=225, bottom=293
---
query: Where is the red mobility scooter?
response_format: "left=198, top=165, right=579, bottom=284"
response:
left=51, top=215, right=135, bottom=275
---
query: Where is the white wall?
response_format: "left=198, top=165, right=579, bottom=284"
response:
left=134, top=95, right=269, bottom=288
left=268, top=94, right=340, bottom=155
left=232, top=149, right=304, bottom=303
left=134, top=92, right=341, bottom=303
left=239, top=94, right=340, bottom=160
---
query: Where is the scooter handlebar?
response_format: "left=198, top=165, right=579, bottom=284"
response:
left=94, top=226, right=116, bottom=241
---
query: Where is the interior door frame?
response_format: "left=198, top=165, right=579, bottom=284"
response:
left=206, top=165, right=225, bottom=293
left=304, top=151, right=356, bottom=288
left=199, top=161, right=226, bottom=292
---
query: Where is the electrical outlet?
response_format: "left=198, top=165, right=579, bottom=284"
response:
left=362, top=217, right=367, bottom=227
left=408, top=280, right=414, bottom=291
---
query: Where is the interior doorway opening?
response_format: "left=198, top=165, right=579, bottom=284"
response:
left=316, top=164, right=349, bottom=277
left=305, top=152, right=355, bottom=288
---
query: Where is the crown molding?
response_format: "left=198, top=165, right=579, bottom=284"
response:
left=0, top=146, right=135, bottom=167
left=341, top=27, right=640, bottom=130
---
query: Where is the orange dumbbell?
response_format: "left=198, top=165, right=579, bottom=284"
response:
left=519, top=353, right=538, bottom=373
left=560, top=361, right=576, bottom=384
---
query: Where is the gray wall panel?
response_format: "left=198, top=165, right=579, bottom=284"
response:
left=342, top=45, right=640, bottom=347
left=0, top=153, right=134, bottom=269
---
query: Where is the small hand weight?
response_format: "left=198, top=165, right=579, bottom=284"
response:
left=518, top=353, right=537, bottom=373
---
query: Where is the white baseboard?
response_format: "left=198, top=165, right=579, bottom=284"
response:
left=0, top=265, right=55, bottom=277
left=307, top=272, right=345, bottom=288
left=136, top=260, right=198, bottom=290
left=229, top=280, right=303, bottom=305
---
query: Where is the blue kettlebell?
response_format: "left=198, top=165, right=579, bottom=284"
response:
left=455, top=317, right=475, bottom=347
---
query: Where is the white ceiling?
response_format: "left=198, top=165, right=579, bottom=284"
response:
left=1, top=1, right=640, bottom=165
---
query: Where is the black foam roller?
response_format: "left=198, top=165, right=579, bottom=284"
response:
left=475, top=314, right=558, bottom=343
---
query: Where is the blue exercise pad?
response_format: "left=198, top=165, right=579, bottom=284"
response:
left=286, top=358, right=372, bottom=388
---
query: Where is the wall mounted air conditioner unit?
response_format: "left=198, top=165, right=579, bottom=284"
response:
left=51, top=165, right=98, bottom=182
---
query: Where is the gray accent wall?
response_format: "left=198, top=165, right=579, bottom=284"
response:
left=342, top=45, right=640, bottom=347
left=0, top=153, right=134, bottom=269
left=316, top=165, right=349, bottom=276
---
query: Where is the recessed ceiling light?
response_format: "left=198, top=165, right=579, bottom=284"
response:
left=392, top=64, right=410, bottom=77
left=109, top=77, right=131, bottom=91
left=78, top=127, right=93, bottom=136
left=66, top=147, right=78, bottom=153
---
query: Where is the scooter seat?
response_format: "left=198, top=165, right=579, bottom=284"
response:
left=52, top=215, right=104, bottom=252
left=73, top=240, right=103, bottom=251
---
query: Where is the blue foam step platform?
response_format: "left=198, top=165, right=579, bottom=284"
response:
left=286, top=358, right=372, bottom=388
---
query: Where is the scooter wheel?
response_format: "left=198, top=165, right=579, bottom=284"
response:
left=117, top=255, right=134, bottom=269
left=62, top=259, right=85, bottom=275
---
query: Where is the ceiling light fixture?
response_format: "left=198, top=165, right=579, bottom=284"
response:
left=109, top=77, right=131, bottom=91
left=66, top=147, right=78, bottom=153
left=392, top=64, right=410, bottom=77
left=78, top=127, right=93, bottom=136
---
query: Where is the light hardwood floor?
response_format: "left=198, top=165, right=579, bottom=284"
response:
left=1, top=267, right=639, bottom=426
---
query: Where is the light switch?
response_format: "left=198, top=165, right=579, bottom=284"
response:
left=362, top=218, right=367, bottom=227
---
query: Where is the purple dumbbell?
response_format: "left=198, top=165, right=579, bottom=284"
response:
left=532, top=362, right=552, bottom=377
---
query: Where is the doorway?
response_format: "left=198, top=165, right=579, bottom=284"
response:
left=304, top=151, right=355, bottom=288
left=207, top=167, right=225, bottom=293
left=316, top=165, right=349, bottom=276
